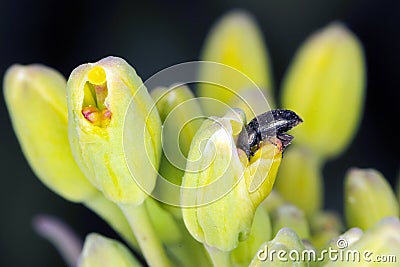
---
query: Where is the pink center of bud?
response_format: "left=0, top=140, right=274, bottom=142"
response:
left=81, top=66, right=111, bottom=128
left=82, top=106, right=111, bottom=127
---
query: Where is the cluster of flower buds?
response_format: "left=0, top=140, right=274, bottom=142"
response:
left=4, top=9, right=399, bottom=267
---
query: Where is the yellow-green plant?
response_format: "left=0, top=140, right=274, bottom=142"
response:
left=3, top=64, right=138, bottom=250
left=4, top=9, right=399, bottom=267
left=344, top=168, right=399, bottom=230
left=181, top=109, right=284, bottom=264
left=78, top=233, right=142, bottom=267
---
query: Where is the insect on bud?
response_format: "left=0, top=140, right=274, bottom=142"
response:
left=182, top=108, right=301, bottom=251
left=237, top=109, right=303, bottom=158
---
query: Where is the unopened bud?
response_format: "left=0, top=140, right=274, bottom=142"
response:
left=281, top=23, right=366, bottom=159
left=344, top=168, right=399, bottom=230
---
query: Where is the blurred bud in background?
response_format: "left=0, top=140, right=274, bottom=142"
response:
left=249, top=228, right=309, bottom=267
left=324, top=217, right=400, bottom=267
left=151, top=84, right=203, bottom=159
left=150, top=85, right=203, bottom=190
left=67, top=56, right=162, bottom=205
left=78, top=233, right=141, bottom=267
left=317, top=227, right=364, bottom=266
left=4, top=64, right=96, bottom=202
left=198, top=10, right=275, bottom=118
left=274, top=147, right=323, bottom=217
left=344, top=168, right=399, bottom=230
left=309, top=211, right=343, bottom=250
left=329, top=227, right=363, bottom=250
left=270, top=204, right=310, bottom=240
left=281, top=23, right=366, bottom=160
left=260, top=190, right=286, bottom=214
left=150, top=84, right=204, bottom=217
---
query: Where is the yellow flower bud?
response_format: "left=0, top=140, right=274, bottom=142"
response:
left=83, top=192, right=138, bottom=250
left=230, top=87, right=276, bottom=121
left=329, top=227, right=363, bottom=250
left=274, top=146, right=323, bottom=217
left=67, top=56, right=162, bottom=205
left=271, top=204, right=310, bottom=240
left=318, top=227, right=363, bottom=266
left=198, top=10, right=274, bottom=116
left=352, top=217, right=400, bottom=266
left=151, top=85, right=203, bottom=158
left=344, top=168, right=399, bottom=230
left=150, top=85, right=203, bottom=186
left=182, top=109, right=283, bottom=251
left=3, top=64, right=96, bottom=202
left=281, top=23, right=366, bottom=159
left=250, top=228, right=308, bottom=267
left=150, top=85, right=204, bottom=217
left=78, top=233, right=142, bottom=267
left=324, top=217, right=400, bottom=267
left=310, top=211, right=343, bottom=249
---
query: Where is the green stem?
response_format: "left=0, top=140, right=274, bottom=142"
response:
left=205, top=245, right=232, bottom=267
left=167, top=223, right=211, bottom=267
left=83, top=191, right=139, bottom=250
left=145, top=198, right=211, bottom=267
left=120, top=203, right=172, bottom=267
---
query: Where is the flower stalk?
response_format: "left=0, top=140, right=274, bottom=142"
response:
left=120, top=204, right=173, bottom=267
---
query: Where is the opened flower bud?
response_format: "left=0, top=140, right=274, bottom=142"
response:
left=4, top=64, right=142, bottom=250
left=67, top=56, right=162, bottom=205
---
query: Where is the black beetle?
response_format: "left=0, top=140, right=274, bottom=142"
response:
left=237, top=109, right=303, bottom=158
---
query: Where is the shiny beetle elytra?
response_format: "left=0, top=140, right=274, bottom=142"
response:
left=237, top=109, right=303, bottom=158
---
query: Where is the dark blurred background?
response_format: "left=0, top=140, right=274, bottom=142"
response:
left=1, top=0, right=399, bottom=266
